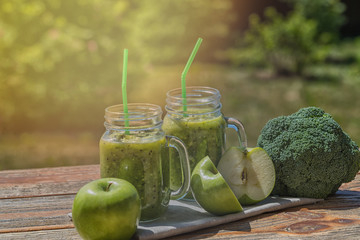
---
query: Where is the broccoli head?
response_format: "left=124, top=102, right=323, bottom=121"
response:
left=257, top=107, right=360, bottom=199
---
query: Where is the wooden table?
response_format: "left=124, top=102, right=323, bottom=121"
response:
left=0, top=165, right=359, bottom=239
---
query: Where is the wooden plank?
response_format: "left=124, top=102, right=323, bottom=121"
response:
left=3, top=222, right=359, bottom=240
left=162, top=221, right=360, bottom=239
left=2, top=199, right=359, bottom=240
left=163, top=192, right=360, bottom=239
left=0, top=195, right=75, bottom=234
left=0, top=165, right=99, bottom=199
left=0, top=229, right=80, bottom=240
left=164, top=174, right=360, bottom=239
left=1, top=188, right=359, bottom=239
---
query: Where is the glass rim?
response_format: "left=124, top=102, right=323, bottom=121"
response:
left=166, top=86, right=220, bottom=101
left=105, top=103, right=163, bottom=121
left=165, top=86, right=221, bottom=115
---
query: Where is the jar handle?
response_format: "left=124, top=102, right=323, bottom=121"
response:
left=224, top=117, right=248, bottom=152
left=166, top=136, right=191, bottom=200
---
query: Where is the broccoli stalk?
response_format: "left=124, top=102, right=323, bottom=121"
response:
left=257, top=107, right=360, bottom=199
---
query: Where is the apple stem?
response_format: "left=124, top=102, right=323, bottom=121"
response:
left=106, top=182, right=113, bottom=192
left=243, top=148, right=248, bottom=155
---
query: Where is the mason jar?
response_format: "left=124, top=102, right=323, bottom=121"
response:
left=162, top=86, right=247, bottom=199
left=100, top=103, right=191, bottom=221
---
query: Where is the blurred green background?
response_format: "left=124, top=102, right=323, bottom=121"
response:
left=1, top=0, right=360, bottom=170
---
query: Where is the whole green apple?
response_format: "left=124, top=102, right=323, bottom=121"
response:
left=72, top=178, right=141, bottom=240
left=191, top=156, right=243, bottom=216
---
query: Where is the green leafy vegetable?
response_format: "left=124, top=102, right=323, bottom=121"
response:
left=257, top=107, right=360, bottom=199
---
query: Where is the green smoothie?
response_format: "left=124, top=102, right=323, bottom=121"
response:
left=100, top=134, right=170, bottom=221
left=162, top=114, right=226, bottom=198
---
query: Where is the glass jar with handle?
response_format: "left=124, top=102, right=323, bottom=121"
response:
left=100, top=103, right=191, bottom=221
left=162, top=86, right=247, bottom=199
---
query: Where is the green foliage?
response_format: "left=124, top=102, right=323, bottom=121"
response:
left=0, top=0, right=233, bottom=133
left=228, top=8, right=320, bottom=75
left=326, top=37, right=360, bottom=65
left=0, top=0, right=129, bottom=132
left=287, top=0, right=346, bottom=43
left=228, top=0, right=346, bottom=76
left=124, top=0, right=234, bottom=65
left=257, top=107, right=360, bottom=198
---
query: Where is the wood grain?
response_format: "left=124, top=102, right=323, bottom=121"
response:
left=164, top=190, right=360, bottom=239
left=0, top=165, right=99, bottom=199
left=0, top=229, right=80, bottom=240
left=163, top=173, right=360, bottom=239
left=0, top=195, right=75, bottom=234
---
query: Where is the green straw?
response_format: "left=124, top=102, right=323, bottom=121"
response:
left=181, top=37, right=203, bottom=113
left=122, top=48, right=129, bottom=134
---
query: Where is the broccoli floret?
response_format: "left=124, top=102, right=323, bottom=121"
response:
left=257, top=107, right=360, bottom=199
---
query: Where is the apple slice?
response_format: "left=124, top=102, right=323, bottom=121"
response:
left=217, top=147, right=275, bottom=205
left=191, top=156, right=243, bottom=216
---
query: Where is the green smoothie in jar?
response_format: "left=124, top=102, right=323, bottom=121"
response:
left=162, top=113, right=226, bottom=190
left=100, top=104, right=191, bottom=221
left=163, top=87, right=247, bottom=199
left=100, top=134, right=169, bottom=220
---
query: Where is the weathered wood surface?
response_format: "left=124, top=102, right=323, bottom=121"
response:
left=0, top=165, right=99, bottom=199
left=0, top=165, right=359, bottom=240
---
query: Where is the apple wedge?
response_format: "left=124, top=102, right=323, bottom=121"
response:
left=217, top=147, right=275, bottom=205
left=191, top=156, right=243, bottom=215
